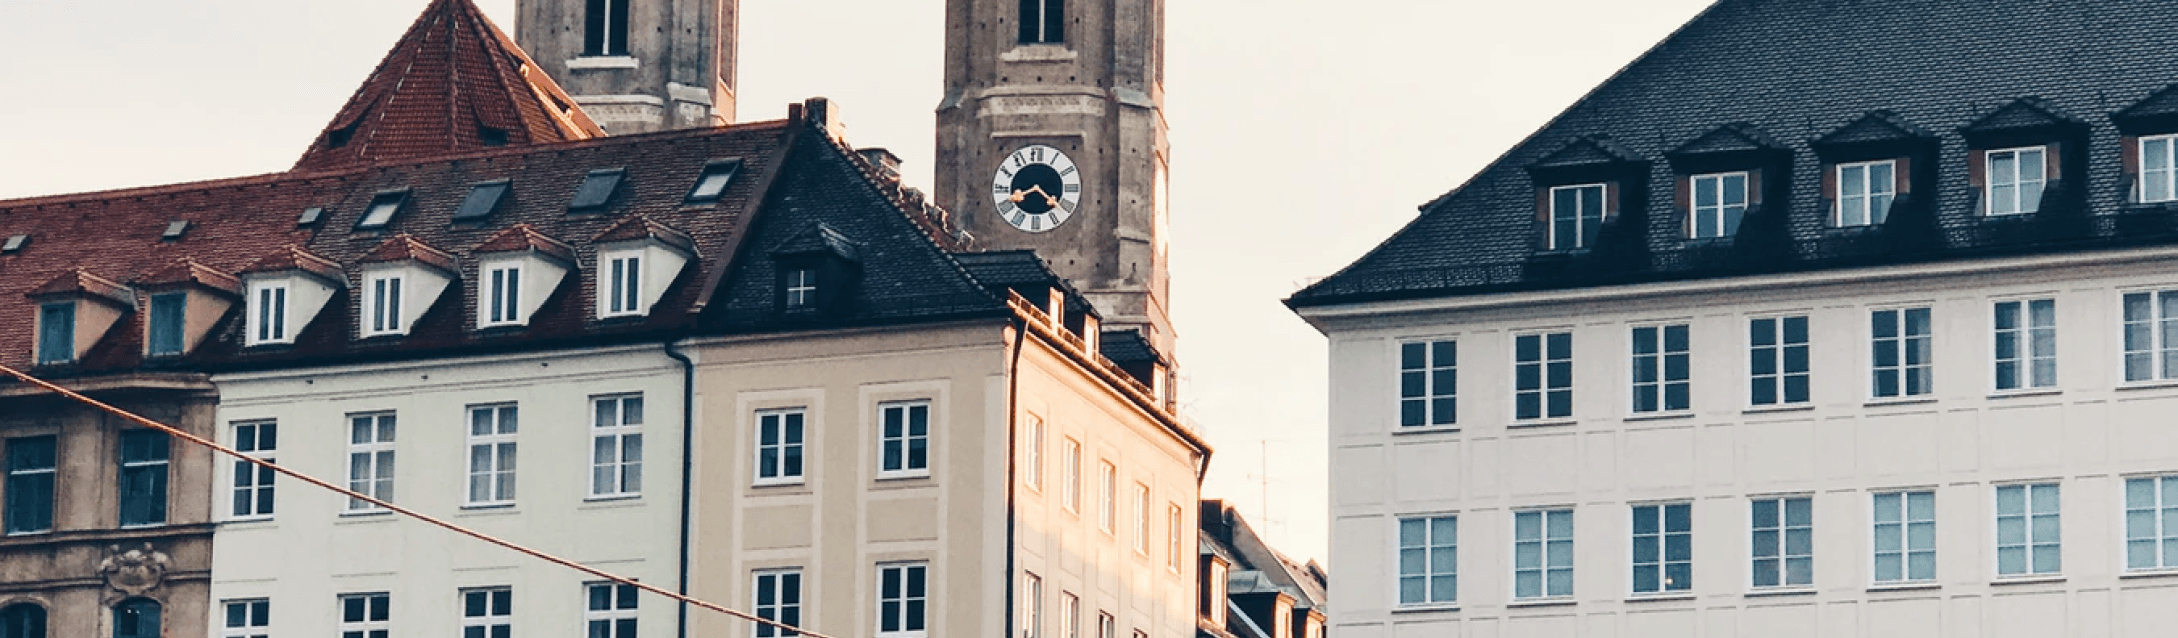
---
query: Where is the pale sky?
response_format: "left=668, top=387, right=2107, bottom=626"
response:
left=0, top=0, right=1716, bottom=566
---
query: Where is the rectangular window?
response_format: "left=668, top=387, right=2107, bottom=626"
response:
left=1514, top=332, right=1573, bottom=420
left=36, top=302, right=73, bottom=365
left=147, top=292, right=186, bottom=356
left=1512, top=509, right=1574, bottom=599
left=364, top=273, right=404, bottom=335
left=1987, top=146, right=2047, bottom=215
left=1548, top=184, right=1605, bottom=251
left=2122, top=290, right=2178, bottom=382
left=1996, top=483, right=2061, bottom=577
left=1061, top=438, right=1081, bottom=513
left=230, top=422, right=276, bottom=520
left=1872, top=490, right=1936, bottom=583
left=1871, top=307, right=1934, bottom=398
left=347, top=413, right=397, bottom=511
left=1750, top=316, right=1811, bottom=406
left=1691, top=172, right=1748, bottom=239
left=1396, top=515, right=1456, bottom=606
left=2142, top=135, right=2177, bottom=203
left=756, top=409, right=806, bottom=484
left=221, top=599, right=269, bottom=638
left=338, top=592, right=390, bottom=638
left=118, top=430, right=169, bottom=527
left=2125, top=476, right=2178, bottom=571
left=483, top=264, right=523, bottom=327
left=1098, top=612, right=1115, bottom=638
left=1630, top=324, right=1691, bottom=413
left=460, top=587, right=511, bottom=638
left=1134, top=483, right=1150, bottom=555
left=591, top=395, right=644, bottom=498
left=1020, top=572, right=1042, bottom=638
left=571, top=169, right=626, bottom=210
left=784, top=269, right=817, bottom=309
left=1023, top=416, right=1044, bottom=491
left=1098, top=461, right=1116, bottom=534
left=1399, top=340, right=1456, bottom=427
left=1631, top=503, right=1692, bottom=594
left=249, top=282, right=289, bottom=345
left=603, top=253, right=642, bottom=317
left=1168, top=503, right=1184, bottom=572
left=4, top=436, right=56, bottom=535
left=754, top=569, right=803, bottom=637
left=582, top=0, right=631, bottom=56
left=1751, top=496, right=1814, bottom=588
left=1018, top=0, right=1065, bottom=44
left=880, top=401, right=932, bottom=478
left=1058, top=592, right=1078, bottom=638
left=1837, top=160, right=1897, bottom=226
left=686, top=161, right=740, bottom=203
left=453, top=181, right=510, bottom=221
left=356, top=192, right=405, bottom=230
left=584, top=582, right=638, bottom=638
left=1993, top=299, right=2058, bottom=391
left=876, top=563, right=928, bottom=638
left=466, top=405, right=518, bottom=506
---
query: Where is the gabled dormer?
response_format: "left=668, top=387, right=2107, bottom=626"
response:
left=768, top=223, right=864, bottom=317
left=238, top=246, right=346, bottom=347
left=133, top=259, right=243, bottom=358
left=1666, top=123, right=1791, bottom=242
left=1812, top=111, right=1939, bottom=230
left=590, top=215, right=696, bottom=319
left=26, top=269, right=135, bottom=366
left=2113, top=84, right=2178, bottom=207
left=1524, top=134, right=1648, bottom=255
left=472, top=224, right=575, bottom=329
left=1960, top=98, right=2088, bottom=219
left=356, top=235, right=459, bottom=338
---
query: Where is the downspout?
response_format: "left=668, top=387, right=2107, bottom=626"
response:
left=1002, top=319, right=1027, bottom=638
left=666, top=340, right=697, bottom=638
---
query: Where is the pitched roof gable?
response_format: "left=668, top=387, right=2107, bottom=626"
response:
left=28, top=269, right=135, bottom=307
left=360, top=234, right=460, bottom=273
left=1669, top=122, right=1786, bottom=157
left=240, top=246, right=347, bottom=283
left=473, top=224, right=577, bottom=263
left=592, top=215, right=697, bottom=253
left=1813, top=110, right=1933, bottom=148
left=292, top=0, right=605, bottom=172
left=1962, top=97, right=2080, bottom=134
left=138, top=259, right=244, bottom=296
left=1530, top=134, right=1642, bottom=170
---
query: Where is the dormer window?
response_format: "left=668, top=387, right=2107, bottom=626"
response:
left=1986, top=147, right=2047, bottom=215
left=355, top=191, right=409, bottom=230
left=570, top=169, right=625, bottom=212
left=784, top=269, right=817, bottom=309
left=601, top=252, right=642, bottom=318
left=1527, top=135, right=1643, bottom=255
left=1205, top=558, right=1229, bottom=625
left=482, top=263, right=523, bottom=327
left=36, top=302, right=74, bottom=365
left=1836, top=160, right=1896, bottom=227
left=1689, top=172, right=1747, bottom=239
left=146, top=292, right=186, bottom=356
left=454, top=181, right=511, bottom=222
left=249, top=282, right=291, bottom=345
left=363, top=273, right=406, bottom=336
left=2143, top=135, right=2177, bottom=203
left=684, top=161, right=740, bottom=204
left=1548, top=184, right=1605, bottom=251
left=590, top=217, right=695, bottom=320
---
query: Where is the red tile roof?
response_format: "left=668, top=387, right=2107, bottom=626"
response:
left=359, top=234, right=460, bottom=274
left=28, top=269, right=135, bottom=307
left=239, top=245, right=348, bottom=284
left=473, top=223, right=577, bottom=263
left=592, top=215, right=697, bottom=253
left=291, top=0, right=605, bottom=173
left=138, top=259, right=244, bottom=296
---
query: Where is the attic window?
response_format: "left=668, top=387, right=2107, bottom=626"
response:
left=1548, top=184, right=1606, bottom=251
left=2, top=235, right=26, bottom=253
left=297, top=208, right=325, bottom=227
left=685, top=161, right=741, bottom=203
left=570, top=169, right=625, bottom=211
left=784, top=269, right=817, bottom=309
left=36, top=302, right=75, bottom=365
left=479, top=126, right=510, bottom=147
left=355, top=191, right=409, bottom=230
left=455, top=181, right=512, bottom=222
left=327, top=125, right=357, bottom=149
left=161, top=220, right=190, bottom=241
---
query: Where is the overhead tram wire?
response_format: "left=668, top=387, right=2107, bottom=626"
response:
left=0, top=363, right=835, bottom=638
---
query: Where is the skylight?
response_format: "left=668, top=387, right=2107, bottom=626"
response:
left=685, top=160, right=741, bottom=203
left=356, top=191, right=409, bottom=230
left=297, top=207, right=325, bottom=226
left=455, top=181, right=512, bottom=221
left=2, top=234, right=27, bottom=253
left=570, top=169, right=625, bottom=211
left=162, top=220, right=190, bottom=240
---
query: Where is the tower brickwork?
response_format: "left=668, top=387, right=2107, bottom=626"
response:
left=934, top=0, right=1176, bottom=362
left=515, top=0, right=737, bottom=133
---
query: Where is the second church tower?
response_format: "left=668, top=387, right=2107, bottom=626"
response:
left=515, top=0, right=737, bottom=133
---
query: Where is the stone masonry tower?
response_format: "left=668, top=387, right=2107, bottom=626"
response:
left=935, top=0, right=1175, bottom=363
left=515, top=0, right=736, bottom=133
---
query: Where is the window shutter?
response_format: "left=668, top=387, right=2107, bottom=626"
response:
left=1533, top=189, right=1552, bottom=251
left=2122, top=136, right=2141, bottom=201
left=148, top=293, right=185, bottom=355
left=37, top=305, right=73, bottom=364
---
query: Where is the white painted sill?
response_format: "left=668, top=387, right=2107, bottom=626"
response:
left=2118, top=568, right=2178, bottom=580
left=1745, top=587, right=1816, bottom=598
left=1743, top=403, right=1815, bottom=415
left=1509, top=419, right=1577, bottom=430
left=1866, top=581, right=1941, bottom=593
left=1988, top=388, right=2062, bottom=400
left=752, top=478, right=806, bottom=489
left=1506, top=598, right=1576, bottom=609
left=567, top=56, right=640, bottom=70
left=1000, top=45, right=1076, bottom=62
left=2116, top=379, right=2178, bottom=392
left=876, top=471, right=932, bottom=482
left=583, top=493, right=642, bottom=504
left=1625, top=593, right=1695, bottom=603
left=1990, top=574, right=2065, bottom=586
left=1389, top=603, right=1459, bottom=615
left=1625, top=411, right=1695, bottom=423
left=1391, top=425, right=1459, bottom=436
left=1863, top=396, right=1939, bottom=408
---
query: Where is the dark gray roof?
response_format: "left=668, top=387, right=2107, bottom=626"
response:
left=1290, top=0, right=2178, bottom=308
left=952, top=250, right=1099, bottom=320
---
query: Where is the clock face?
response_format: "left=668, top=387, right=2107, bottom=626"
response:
left=991, top=144, right=1081, bottom=233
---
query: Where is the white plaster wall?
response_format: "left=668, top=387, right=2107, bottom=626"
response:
left=208, top=344, right=684, bottom=637
left=1317, top=250, right=2178, bottom=637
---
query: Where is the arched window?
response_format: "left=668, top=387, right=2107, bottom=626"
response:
left=0, top=603, right=45, bottom=638
left=112, top=599, right=159, bottom=638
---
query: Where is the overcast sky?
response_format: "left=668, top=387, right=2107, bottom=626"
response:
left=0, top=0, right=1716, bottom=565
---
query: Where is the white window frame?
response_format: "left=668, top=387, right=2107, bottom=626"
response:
left=2121, top=288, right=2178, bottom=383
left=875, top=562, right=929, bottom=638
left=1207, top=561, right=1229, bottom=624
left=1020, top=571, right=1042, bottom=638
left=754, top=568, right=803, bottom=638
left=600, top=251, right=644, bottom=318
left=1513, top=331, right=1573, bottom=421
left=1396, top=514, right=1457, bottom=607
left=1985, top=146, right=2047, bottom=216
left=1870, top=306, right=1934, bottom=399
left=1748, top=315, right=1812, bottom=407
left=1022, top=415, right=1044, bottom=492
left=1750, top=495, right=1814, bottom=589
left=219, top=599, right=269, bottom=638
left=879, top=401, right=932, bottom=479
left=1629, top=323, right=1691, bottom=414
left=1097, top=612, right=1115, bottom=638
left=1870, top=490, right=1936, bottom=585
left=1098, top=460, right=1116, bottom=535
left=1993, top=298, right=2058, bottom=392
left=1630, top=501, right=1692, bottom=595
left=345, top=413, right=396, bottom=513
left=1398, top=338, right=1457, bottom=429
left=1836, top=160, right=1897, bottom=227
left=1995, top=482, right=2061, bottom=578
left=480, top=262, right=524, bottom=328
left=246, top=281, right=290, bottom=345
left=590, top=394, right=644, bottom=499
left=1547, top=183, right=1605, bottom=251
left=2141, top=135, right=2178, bottom=203
left=337, top=592, right=390, bottom=638
left=361, top=272, right=405, bottom=337
left=1133, top=482, right=1150, bottom=555
left=229, top=421, right=276, bottom=521
left=2123, top=475, right=2178, bottom=572
left=1061, top=438, right=1081, bottom=513
left=459, top=587, right=512, bottom=638
left=1511, top=508, right=1574, bottom=600
left=1058, top=591, right=1078, bottom=638
left=755, top=408, right=807, bottom=486
left=465, top=404, right=519, bottom=507
left=583, top=582, right=639, bottom=638
left=1689, top=171, right=1749, bottom=239
left=784, top=269, right=817, bottom=309
left=1168, top=502, right=1184, bottom=572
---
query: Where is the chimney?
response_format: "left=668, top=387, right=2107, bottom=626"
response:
left=858, top=148, right=903, bottom=183
left=801, top=97, right=848, bottom=143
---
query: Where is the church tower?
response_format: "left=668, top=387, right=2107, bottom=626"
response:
left=934, top=0, right=1176, bottom=362
left=514, top=0, right=737, bottom=133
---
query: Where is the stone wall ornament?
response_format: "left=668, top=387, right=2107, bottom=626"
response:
left=97, top=543, right=171, bottom=598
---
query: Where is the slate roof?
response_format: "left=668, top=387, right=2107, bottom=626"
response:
left=1290, top=0, right=2178, bottom=308
left=291, top=0, right=604, bottom=172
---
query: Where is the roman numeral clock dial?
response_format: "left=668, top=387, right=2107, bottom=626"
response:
left=991, top=144, right=1082, bottom=233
